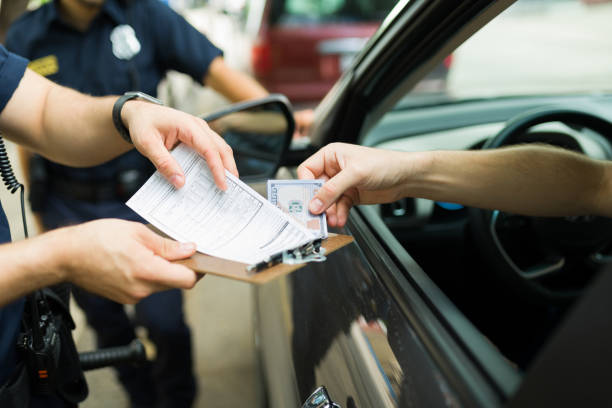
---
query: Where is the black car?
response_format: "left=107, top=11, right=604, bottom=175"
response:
left=247, top=0, right=612, bottom=407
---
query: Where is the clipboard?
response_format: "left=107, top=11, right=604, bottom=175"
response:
left=174, top=233, right=354, bottom=284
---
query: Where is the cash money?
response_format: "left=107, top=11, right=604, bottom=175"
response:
left=268, top=179, right=328, bottom=239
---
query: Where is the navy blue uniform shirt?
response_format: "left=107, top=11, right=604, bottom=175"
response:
left=0, top=45, right=28, bottom=386
left=6, top=0, right=222, bottom=182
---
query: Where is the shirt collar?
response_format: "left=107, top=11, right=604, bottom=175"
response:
left=43, top=0, right=127, bottom=29
left=40, top=1, right=61, bottom=28
left=101, top=0, right=127, bottom=26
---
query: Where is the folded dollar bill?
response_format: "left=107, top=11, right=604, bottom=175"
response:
left=268, top=179, right=328, bottom=239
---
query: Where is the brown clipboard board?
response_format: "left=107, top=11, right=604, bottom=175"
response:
left=173, top=233, right=354, bottom=284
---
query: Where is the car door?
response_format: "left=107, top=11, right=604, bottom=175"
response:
left=256, top=205, right=521, bottom=407
left=253, top=1, right=522, bottom=407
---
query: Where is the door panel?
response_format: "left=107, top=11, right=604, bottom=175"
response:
left=255, top=215, right=472, bottom=407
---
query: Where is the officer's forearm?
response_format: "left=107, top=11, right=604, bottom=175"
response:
left=0, top=230, right=68, bottom=306
left=0, top=69, right=131, bottom=167
left=37, top=82, right=131, bottom=166
left=204, top=57, right=268, bottom=102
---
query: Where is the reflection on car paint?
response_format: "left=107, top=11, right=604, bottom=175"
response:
left=288, top=228, right=462, bottom=407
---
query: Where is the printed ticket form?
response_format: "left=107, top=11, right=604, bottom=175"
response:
left=127, top=144, right=316, bottom=265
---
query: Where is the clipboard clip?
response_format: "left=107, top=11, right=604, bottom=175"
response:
left=247, top=238, right=327, bottom=273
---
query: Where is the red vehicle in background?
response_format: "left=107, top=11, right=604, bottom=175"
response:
left=247, top=0, right=399, bottom=104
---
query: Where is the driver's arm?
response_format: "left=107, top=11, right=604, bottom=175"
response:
left=298, top=143, right=612, bottom=227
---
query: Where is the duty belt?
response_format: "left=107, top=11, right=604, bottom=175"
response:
left=48, top=169, right=150, bottom=203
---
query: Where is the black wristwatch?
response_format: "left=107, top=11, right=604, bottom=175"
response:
left=112, top=91, right=164, bottom=144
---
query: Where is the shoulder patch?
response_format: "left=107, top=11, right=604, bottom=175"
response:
left=28, top=55, right=59, bottom=77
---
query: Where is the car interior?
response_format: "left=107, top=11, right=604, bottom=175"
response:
left=352, top=0, right=612, bottom=372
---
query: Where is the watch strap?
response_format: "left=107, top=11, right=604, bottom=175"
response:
left=112, top=92, right=163, bottom=144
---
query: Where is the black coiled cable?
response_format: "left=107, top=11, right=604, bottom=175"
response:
left=0, top=134, right=28, bottom=238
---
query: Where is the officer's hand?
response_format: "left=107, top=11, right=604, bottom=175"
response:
left=57, top=219, right=198, bottom=304
left=122, top=101, right=238, bottom=190
left=298, top=143, right=412, bottom=227
left=293, top=109, right=314, bottom=139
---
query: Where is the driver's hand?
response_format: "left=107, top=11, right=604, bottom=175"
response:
left=293, top=109, right=314, bottom=139
left=297, top=143, right=412, bottom=227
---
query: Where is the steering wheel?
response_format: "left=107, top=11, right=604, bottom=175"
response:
left=469, top=106, right=612, bottom=304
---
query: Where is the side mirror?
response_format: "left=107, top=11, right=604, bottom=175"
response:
left=202, top=94, right=294, bottom=181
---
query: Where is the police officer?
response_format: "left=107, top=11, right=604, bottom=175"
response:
left=0, top=43, right=235, bottom=407
left=5, top=1, right=299, bottom=406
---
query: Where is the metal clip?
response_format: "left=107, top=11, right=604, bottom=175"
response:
left=282, top=246, right=327, bottom=265
left=246, top=238, right=326, bottom=273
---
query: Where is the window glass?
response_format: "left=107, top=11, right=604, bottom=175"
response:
left=361, top=0, right=612, bottom=370
left=447, top=0, right=612, bottom=100
left=397, top=0, right=612, bottom=107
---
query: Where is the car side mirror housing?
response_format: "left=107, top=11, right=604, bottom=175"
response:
left=202, top=94, right=294, bottom=182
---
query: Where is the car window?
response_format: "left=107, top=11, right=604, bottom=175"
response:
left=271, top=0, right=397, bottom=25
left=358, top=0, right=612, bottom=371
left=363, top=0, right=612, bottom=146
left=390, top=0, right=612, bottom=111
left=447, top=0, right=612, bottom=101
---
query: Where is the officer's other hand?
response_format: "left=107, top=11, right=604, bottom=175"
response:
left=56, top=219, right=198, bottom=304
left=122, top=101, right=238, bottom=190
left=297, top=143, right=412, bottom=227
left=293, top=108, right=314, bottom=139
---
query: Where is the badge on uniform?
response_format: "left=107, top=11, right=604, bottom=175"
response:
left=110, top=24, right=141, bottom=60
left=28, top=55, right=59, bottom=77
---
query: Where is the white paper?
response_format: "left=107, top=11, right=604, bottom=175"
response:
left=127, top=144, right=316, bottom=264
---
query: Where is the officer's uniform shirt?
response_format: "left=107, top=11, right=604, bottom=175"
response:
left=0, top=45, right=28, bottom=386
left=5, top=0, right=222, bottom=217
